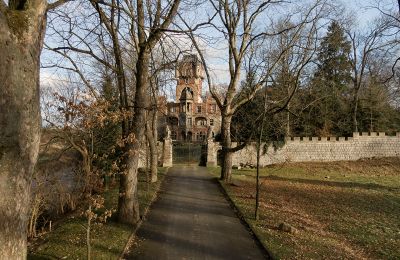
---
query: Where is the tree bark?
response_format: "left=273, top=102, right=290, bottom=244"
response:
left=220, top=115, right=233, bottom=183
left=118, top=142, right=140, bottom=225
left=0, top=3, right=47, bottom=258
left=151, top=108, right=158, bottom=181
left=145, top=114, right=158, bottom=183
left=117, top=49, right=150, bottom=225
left=352, top=92, right=359, bottom=133
left=116, top=0, right=179, bottom=224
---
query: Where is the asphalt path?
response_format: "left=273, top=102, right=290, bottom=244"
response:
left=125, top=165, right=268, bottom=260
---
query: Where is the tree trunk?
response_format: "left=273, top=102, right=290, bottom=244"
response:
left=145, top=121, right=158, bottom=183
left=220, top=115, right=233, bottom=183
left=0, top=5, right=46, bottom=258
left=117, top=49, right=150, bottom=225
left=352, top=91, right=359, bottom=133
left=118, top=142, right=140, bottom=225
left=255, top=141, right=261, bottom=220
left=86, top=205, right=92, bottom=260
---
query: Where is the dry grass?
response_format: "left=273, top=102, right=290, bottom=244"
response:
left=209, top=158, right=400, bottom=259
left=28, top=168, right=167, bottom=260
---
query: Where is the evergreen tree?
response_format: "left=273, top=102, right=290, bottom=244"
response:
left=309, top=20, right=353, bottom=136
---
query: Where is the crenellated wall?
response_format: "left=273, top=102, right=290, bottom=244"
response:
left=206, top=132, right=400, bottom=167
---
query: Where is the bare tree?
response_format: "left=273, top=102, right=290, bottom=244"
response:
left=346, top=18, right=395, bottom=132
left=372, top=1, right=400, bottom=79
left=45, top=0, right=181, bottom=225
left=184, top=0, right=327, bottom=183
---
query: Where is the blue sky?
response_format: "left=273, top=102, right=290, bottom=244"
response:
left=40, top=0, right=387, bottom=90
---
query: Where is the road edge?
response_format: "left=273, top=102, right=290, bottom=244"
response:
left=119, top=166, right=171, bottom=260
left=212, top=176, right=276, bottom=260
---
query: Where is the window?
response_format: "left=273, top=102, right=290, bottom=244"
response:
left=169, top=117, right=178, bottom=125
left=171, top=131, right=177, bottom=140
left=170, top=106, right=176, bottom=113
left=196, top=132, right=206, bottom=141
left=197, top=106, right=202, bottom=113
left=210, top=104, right=216, bottom=113
left=187, top=117, right=192, bottom=126
left=197, top=132, right=205, bottom=141
left=210, top=119, right=214, bottom=126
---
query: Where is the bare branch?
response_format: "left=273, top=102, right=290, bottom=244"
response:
left=50, top=46, right=116, bottom=72
left=47, top=0, right=72, bottom=11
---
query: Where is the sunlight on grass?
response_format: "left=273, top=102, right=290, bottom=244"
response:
left=208, top=158, right=400, bottom=259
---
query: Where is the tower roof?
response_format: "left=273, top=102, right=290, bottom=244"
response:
left=176, top=54, right=204, bottom=79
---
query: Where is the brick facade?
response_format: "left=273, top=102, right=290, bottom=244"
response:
left=164, top=54, right=221, bottom=142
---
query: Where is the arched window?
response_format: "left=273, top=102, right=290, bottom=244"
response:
left=168, top=117, right=178, bottom=126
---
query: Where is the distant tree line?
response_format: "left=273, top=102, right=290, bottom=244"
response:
left=232, top=19, right=400, bottom=140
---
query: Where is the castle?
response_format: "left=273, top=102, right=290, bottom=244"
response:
left=163, top=54, right=221, bottom=142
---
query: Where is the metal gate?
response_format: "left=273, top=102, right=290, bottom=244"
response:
left=172, top=142, right=206, bottom=165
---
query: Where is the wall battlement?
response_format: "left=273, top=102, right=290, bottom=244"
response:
left=206, top=132, right=400, bottom=167
left=285, top=132, right=400, bottom=142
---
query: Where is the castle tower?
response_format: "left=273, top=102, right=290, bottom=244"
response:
left=175, top=54, right=204, bottom=103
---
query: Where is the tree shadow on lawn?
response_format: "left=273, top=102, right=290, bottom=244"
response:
left=256, top=178, right=400, bottom=218
left=265, top=175, right=400, bottom=192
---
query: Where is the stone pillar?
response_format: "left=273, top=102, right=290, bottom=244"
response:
left=206, top=139, right=218, bottom=166
left=162, top=137, right=173, bottom=167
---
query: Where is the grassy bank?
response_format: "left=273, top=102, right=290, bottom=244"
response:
left=28, top=167, right=168, bottom=259
left=209, top=158, right=400, bottom=259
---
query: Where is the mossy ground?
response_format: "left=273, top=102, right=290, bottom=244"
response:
left=209, top=158, right=400, bottom=259
left=28, top=167, right=167, bottom=259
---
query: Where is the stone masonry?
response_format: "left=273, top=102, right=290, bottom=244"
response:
left=206, top=132, right=400, bottom=167
left=138, top=138, right=172, bottom=168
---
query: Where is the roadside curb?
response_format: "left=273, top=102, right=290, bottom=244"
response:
left=214, top=177, right=276, bottom=260
left=119, top=166, right=171, bottom=260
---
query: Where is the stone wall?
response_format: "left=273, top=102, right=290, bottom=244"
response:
left=207, top=132, right=400, bottom=167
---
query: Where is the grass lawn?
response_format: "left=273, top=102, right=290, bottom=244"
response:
left=209, top=158, right=400, bottom=259
left=28, top=167, right=168, bottom=260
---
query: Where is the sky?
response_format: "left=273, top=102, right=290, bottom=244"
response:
left=40, top=0, right=386, bottom=93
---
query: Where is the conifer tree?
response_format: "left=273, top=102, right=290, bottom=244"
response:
left=311, top=21, right=352, bottom=135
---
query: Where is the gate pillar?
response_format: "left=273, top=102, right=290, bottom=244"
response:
left=162, top=137, right=173, bottom=167
left=206, top=139, right=219, bottom=166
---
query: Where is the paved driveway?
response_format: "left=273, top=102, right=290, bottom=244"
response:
left=125, top=165, right=268, bottom=260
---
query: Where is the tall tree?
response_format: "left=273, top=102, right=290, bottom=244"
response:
left=0, top=0, right=66, bottom=257
left=186, top=0, right=326, bottom=182
left=312, top=20, right=352, bottom=135
left=45, top=0, right=181, bottom=225
left=346, top=18, right=393, bottom=132
left=119, top=0, right=180, bottom=225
